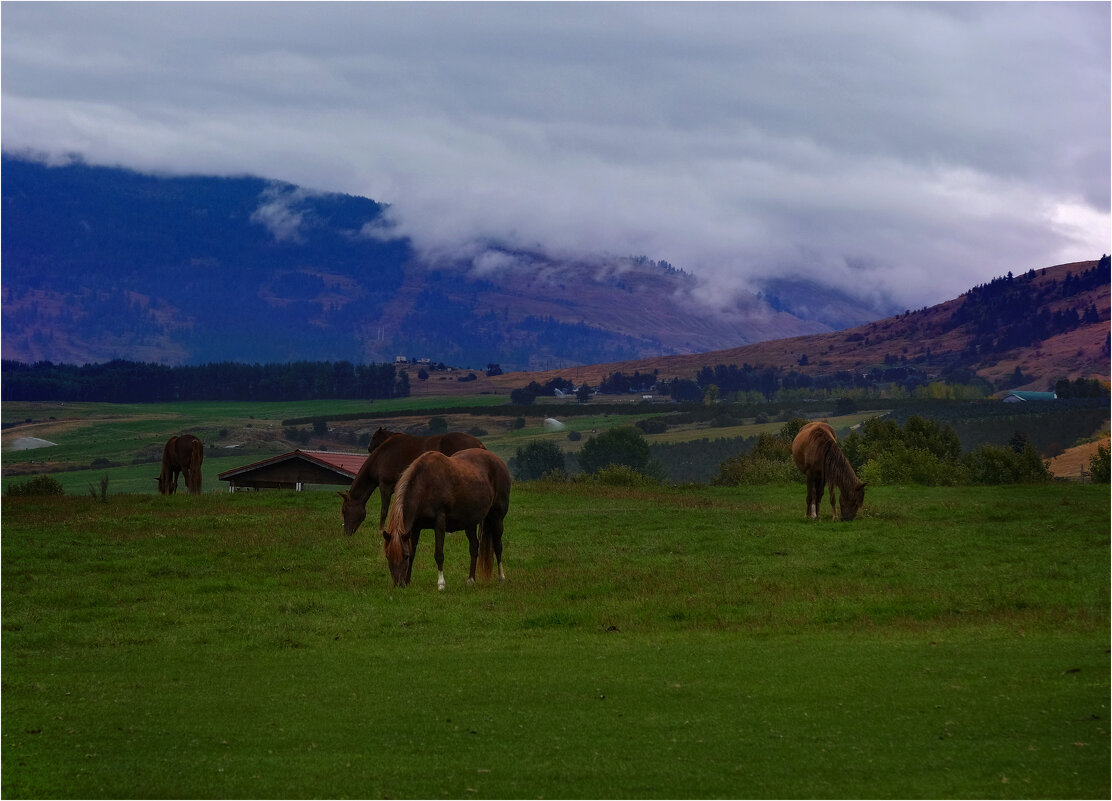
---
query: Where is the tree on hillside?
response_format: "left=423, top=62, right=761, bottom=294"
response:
left=511, top=440, right=566, bottom=481
left=1088, top=445, right=1110, bottom=483
left=577, top=427, right=662, bottom=478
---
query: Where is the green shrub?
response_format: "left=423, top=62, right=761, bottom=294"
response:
left=6, top=475, right=65, bottom=496
left=635, top=418, right=668, bottom=435
left=1089, top=445, right=1110, bottom=483
left=961, top=443, right=1051, bottom=485
left=715, top=455, right=800, bottom=485
left=859, top=444, right=967, bottom=486
left=713, top=422, right=807, bottom=486
left=511, top=440, right=567, bottom=481
left=578, top=427, right=658, bottom=477
left=591, top=464, right=661, bottom=487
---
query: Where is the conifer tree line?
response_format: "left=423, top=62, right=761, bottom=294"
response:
left=1, top=359, right=406, bottom=403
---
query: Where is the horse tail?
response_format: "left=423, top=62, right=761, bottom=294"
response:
left=477, top=521, right=494, bottom=581
left=187, top=438, right=204, bottom=494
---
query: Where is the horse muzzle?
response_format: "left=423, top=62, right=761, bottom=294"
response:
left=389, top=558, right=411, bottom=587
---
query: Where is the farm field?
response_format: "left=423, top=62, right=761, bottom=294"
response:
left=3, top=398, right=867, bottom=494
left=2, top=481, right=1108, bottom=799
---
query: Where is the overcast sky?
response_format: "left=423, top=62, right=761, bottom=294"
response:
left=2, top=1, right=1109, bottom=309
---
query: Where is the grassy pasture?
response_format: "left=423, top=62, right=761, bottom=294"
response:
left=2, top=482, right=1108, bottom=799
left=2, top=399, right=871, bottom=495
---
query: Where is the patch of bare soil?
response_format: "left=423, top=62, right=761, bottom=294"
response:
left=1047, top=437, right=1110, bottom=481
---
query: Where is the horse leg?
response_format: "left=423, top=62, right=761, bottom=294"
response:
left=828, top=481, right=839, bottom=521
left=465, top=526, right=479, bottom=585
left=489, top=516, right=506, bottom=581
left=434, top=514, right=447, bottom=591
left=809, top=476, right=827, bottom=518
left=807, top=472, right=823, bottom=519
left=406, top=530, right=421, bottom=586
left=378, top=487, right=391, bottom=533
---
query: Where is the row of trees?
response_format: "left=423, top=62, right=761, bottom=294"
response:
left=1, top=359, right=407, bottom=402
left=510, top=412, right=1077, bottom=488
left=712, top=415, right=1054, bottom=487
left=950, top=261, right=1108, bottom=355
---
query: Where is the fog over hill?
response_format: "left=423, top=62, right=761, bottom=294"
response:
left=1, top=156, right=901, bottom=371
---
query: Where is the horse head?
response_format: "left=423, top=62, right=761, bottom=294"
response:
left=337, top=491, right=368, bottom=536
left=840, top=481, right=868, bottom=521
left=383, top=528, right=412, bottom=587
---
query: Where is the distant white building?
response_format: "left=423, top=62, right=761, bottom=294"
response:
left=1003, top=391, right=1057, bottom=403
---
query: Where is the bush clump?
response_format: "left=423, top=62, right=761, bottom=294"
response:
left=1089, top=445, right=1110, bottom=483
left=6, top=475, right=65, bottom=496
left=713, top=418, right=808, bottom=486
left=511, top=440, right=567, bottom=481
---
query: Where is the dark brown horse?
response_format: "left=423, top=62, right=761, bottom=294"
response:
left=791, top=421, right=866, bottom=521
left=338, top=428, right=486, bottom=536
left=157, top=434, right=204, bottom=495
left=382, top=448, right=510, bottom=589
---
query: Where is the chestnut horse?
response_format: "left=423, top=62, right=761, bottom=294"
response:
left=382, top=448, right=510, bottom=589
left=338, top=428, right=486, bottom=536
left=157, top=434, right=204, bottom=495
left=791, top=421, right=866, bottom=521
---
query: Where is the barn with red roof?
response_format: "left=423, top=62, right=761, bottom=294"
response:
left=218, top=449, right=367, bottom=491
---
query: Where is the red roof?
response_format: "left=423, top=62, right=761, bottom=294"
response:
left=218, top=449, right=367, bottom=481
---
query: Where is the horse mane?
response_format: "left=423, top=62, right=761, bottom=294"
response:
left=820, top=434, right=859, bottom=492
left=158, top=437, right=175, bottom=493
left=383, top=455, right=425, bottom=563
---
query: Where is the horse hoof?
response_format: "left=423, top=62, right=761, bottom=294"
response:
left=466, top=578, right=475, bottom=586
left=437, top=583, right=446, bottom=591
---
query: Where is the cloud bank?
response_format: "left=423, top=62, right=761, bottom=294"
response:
left=2, top=2, right=1108, bottom=309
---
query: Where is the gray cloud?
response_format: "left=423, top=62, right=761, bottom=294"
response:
left=2, top=1, right=1108, bottom=310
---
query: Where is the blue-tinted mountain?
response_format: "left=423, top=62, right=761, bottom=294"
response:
left=1, top=155, right=895, bottom=370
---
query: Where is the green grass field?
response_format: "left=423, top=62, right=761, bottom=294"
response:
left=2, top=399, right=877, bottom=496
left=2, top=482, right=1108, bottom=798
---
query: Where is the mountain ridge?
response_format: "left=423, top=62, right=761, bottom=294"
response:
left=1, top=155, right=897, bottom=370
left=470, top=258, right=1110, bottom=397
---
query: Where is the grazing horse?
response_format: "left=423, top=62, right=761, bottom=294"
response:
left=791, top=421, right=866, bottom=521
left=337, top=428, right=486, bottom=536
left=382, top=448, right=510, bottom=589
left=157, top=434, right=204, bottom=495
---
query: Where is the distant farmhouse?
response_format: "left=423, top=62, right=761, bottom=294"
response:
left=1002, top=391, right=1057, bottom=403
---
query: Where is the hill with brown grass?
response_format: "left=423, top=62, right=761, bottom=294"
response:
left=425, top=258, right=1109, bottom=397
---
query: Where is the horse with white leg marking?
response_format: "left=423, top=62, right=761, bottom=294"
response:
left=338, top=428, right=486, bottom=536
left=791, top=421, right=866, bottom=521
left=381, top=448, right=510, bottom=590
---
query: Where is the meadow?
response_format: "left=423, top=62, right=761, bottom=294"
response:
left=2, top=480, right=1108, bottom=799
left=1, top=398, right=880, bottom=495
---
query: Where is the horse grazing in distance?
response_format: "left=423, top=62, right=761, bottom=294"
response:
left=382, top=448, right=510, bottom=590
left=791, top=421, right=866, bottom=521
left=338, top=428, right=486, bottom=536
left=157, top=434, right=204, bottom=495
